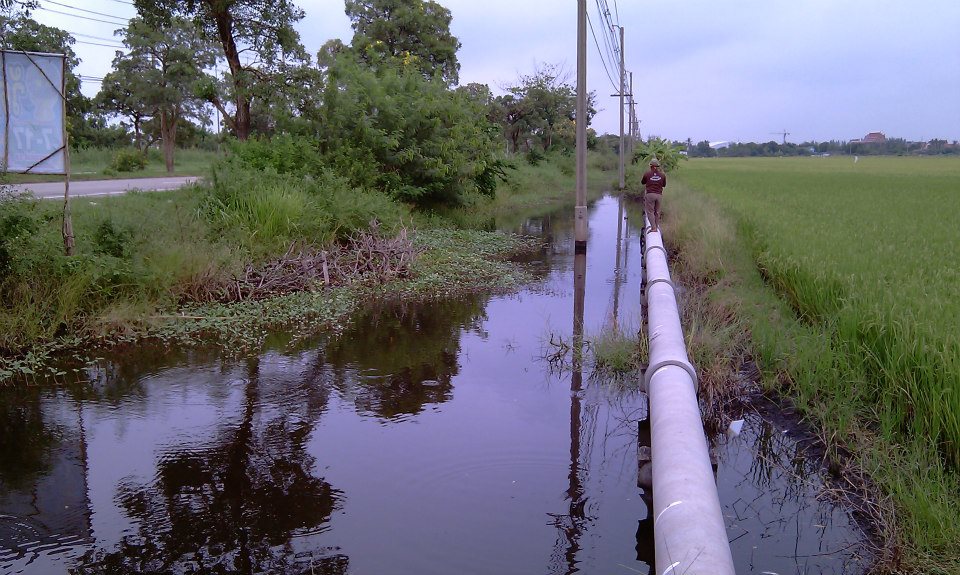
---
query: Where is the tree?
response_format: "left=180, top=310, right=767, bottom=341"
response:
left=631, top=137, right=687, bottom=172
left=104, top=17, right=218, bottom=172
left=317, top=53, right=501, bottom=207
left=345, top=0, right=461, bottom=85
left=495, top=63, right=595, bottom=154
left=96, top=58, right=156, bottom=153
left=0, top=0, right=35, bottom=18
left=0, top=15, right=91, bottom=141
left=134, top=0, right=308, bottom=141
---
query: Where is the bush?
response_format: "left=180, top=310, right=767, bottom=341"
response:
left=108, top=149, right=147, bottom=173
left=319, top=53, right=503, bottom=208
left=93, top=218, right=135, bottom=259
left=0, top=192, right=39, bottom=276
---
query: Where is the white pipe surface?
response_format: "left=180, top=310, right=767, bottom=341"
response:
left=643, top=223, right=735, bottom=575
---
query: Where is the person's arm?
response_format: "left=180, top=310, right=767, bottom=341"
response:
left=641, top=171, right=649, bottom=185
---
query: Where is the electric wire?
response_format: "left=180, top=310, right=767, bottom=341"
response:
left=36, top=6, right=129, bottom=26
left=586, top=10, right=618, bottom=91
left=41, top=0, right=132, bottom=21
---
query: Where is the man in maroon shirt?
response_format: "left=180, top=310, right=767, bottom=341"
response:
left=641, top=159, right=667, bottom=233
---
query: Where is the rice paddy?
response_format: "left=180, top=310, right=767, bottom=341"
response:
left=673, top=156, right=960, bottom=571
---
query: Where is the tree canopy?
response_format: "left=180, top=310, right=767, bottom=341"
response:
left=133, top=0, right=309, bottom=140
left=99, top=17, right=218, bottom=172
left=345, top=0, right=461, bottom=85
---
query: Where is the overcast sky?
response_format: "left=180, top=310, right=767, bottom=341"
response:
left=33, top=0, right=960, bottom=143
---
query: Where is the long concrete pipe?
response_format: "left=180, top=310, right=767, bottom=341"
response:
left=643, top=222, right=735, bottom=575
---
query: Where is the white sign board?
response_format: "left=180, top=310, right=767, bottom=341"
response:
left=0, top=51, right=66, bottom=174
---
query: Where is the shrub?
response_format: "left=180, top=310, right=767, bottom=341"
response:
left=93, top=218, right=135, bottom=259
left=109, top=149, right=147, bottom=173
left=0, top=190, right=42, bottom=277
left=319, top=53, right=503, bottom=208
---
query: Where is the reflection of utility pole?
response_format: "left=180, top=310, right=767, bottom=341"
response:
left=565, top=251, right=588, bottom=573
left=611, top=197, right=624, bottom=331
left=574, top=0, right=588, bottom=252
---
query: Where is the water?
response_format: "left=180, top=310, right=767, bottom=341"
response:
left=0, top=196, right=871, bottom=574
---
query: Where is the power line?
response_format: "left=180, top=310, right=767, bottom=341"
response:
left=586, top=10, right=618, bottom=91
left=71, top=31, right=123, bottom=43
left=42, top=0, right=132, bottom=21
left=75, top=39, right=125, bottom=48
left=36, top=6, right=128, bottom=26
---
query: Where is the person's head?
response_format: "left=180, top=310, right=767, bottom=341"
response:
left=649, top=159, right=661, bottom=169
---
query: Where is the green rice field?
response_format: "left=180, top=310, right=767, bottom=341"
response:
left=675, top=156, right=960, bottom=569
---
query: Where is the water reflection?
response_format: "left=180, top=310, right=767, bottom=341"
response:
left=321, top=297, right=488, bottom=420
left=71, top=357, right=347, bottom=574
left=546, top=251, right=590, bottom=575
left=718, top=400, right=874, bottom=574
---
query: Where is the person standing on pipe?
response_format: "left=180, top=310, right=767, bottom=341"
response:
left=641, top=159, right=667, bottom=233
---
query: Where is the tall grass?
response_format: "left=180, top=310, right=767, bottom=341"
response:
left=673, top=156, right=960, bottom=571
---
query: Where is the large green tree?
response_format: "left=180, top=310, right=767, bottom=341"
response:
left=134, top=0, right=308, bottom=141
left=102, top=17, right=217, bottom=173
left=345, top=0, right=461, bottom=85
left=317, top=52, right=500, bottom=207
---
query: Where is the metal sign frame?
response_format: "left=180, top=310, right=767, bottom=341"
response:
left=0, top=49, right=68, bottom=174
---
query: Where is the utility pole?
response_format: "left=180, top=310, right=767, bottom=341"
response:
left=628, top=71, right=635, bottom=160
left=617, top=25, right=625, bottom=191
left=575, top=0, right=588, bottom=251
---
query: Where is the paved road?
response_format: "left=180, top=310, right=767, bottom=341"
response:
left=13, top=176, right=200, bottom=200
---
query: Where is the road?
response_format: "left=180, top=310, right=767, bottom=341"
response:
left=12, top=177, right=200, bottom=200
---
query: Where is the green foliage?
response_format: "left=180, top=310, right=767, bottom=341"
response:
left=134, top=0, right=309, bottom=140
left=344, top=0, right=461, bottom=85
left=225, top=133, right=324, bottom=176
left=493, top=63, right=596, bottom=154
left=0, top=190, right=43, bottom=277
left=318, top=54, right=502, bottom=207
left=109, top=149, right=147, bottom=173
left=206, top=141, right=408, bottom=254
left=632, top=137, right=687, bottom=172
left=94, top=218, right=136, bottom=258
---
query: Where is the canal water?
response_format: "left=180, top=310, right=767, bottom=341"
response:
left=0, top=195, right=871, bottom=574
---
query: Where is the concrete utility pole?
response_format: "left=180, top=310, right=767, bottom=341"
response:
left=628, top=71, right=635, bottom=160
left=617, top=25, right=625, bottom=191
left=575, top=0, right=587, bottom=251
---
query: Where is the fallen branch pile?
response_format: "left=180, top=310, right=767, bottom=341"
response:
left=184, top=226, right=418, bottom=304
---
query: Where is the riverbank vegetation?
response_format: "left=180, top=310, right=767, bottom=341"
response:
left=1, top=0, right=620, bottom=381
left=670, top=156, right=960, bottom=573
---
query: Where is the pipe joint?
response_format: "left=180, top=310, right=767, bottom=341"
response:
left=643, top=358, right=698, bottom=392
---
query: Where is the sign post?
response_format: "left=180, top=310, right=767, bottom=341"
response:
left=0, top=50, right=72, bottom=253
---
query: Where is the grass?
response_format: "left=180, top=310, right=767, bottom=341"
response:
left=670, top=156, right=960, bottom=573
left=5, top=147, right=220, bottom=183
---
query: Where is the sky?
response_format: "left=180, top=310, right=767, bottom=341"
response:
left=30, top=0, right=960, bottom=144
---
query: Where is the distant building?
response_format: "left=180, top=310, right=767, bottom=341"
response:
left=861, top=131, right=886, bottom=143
